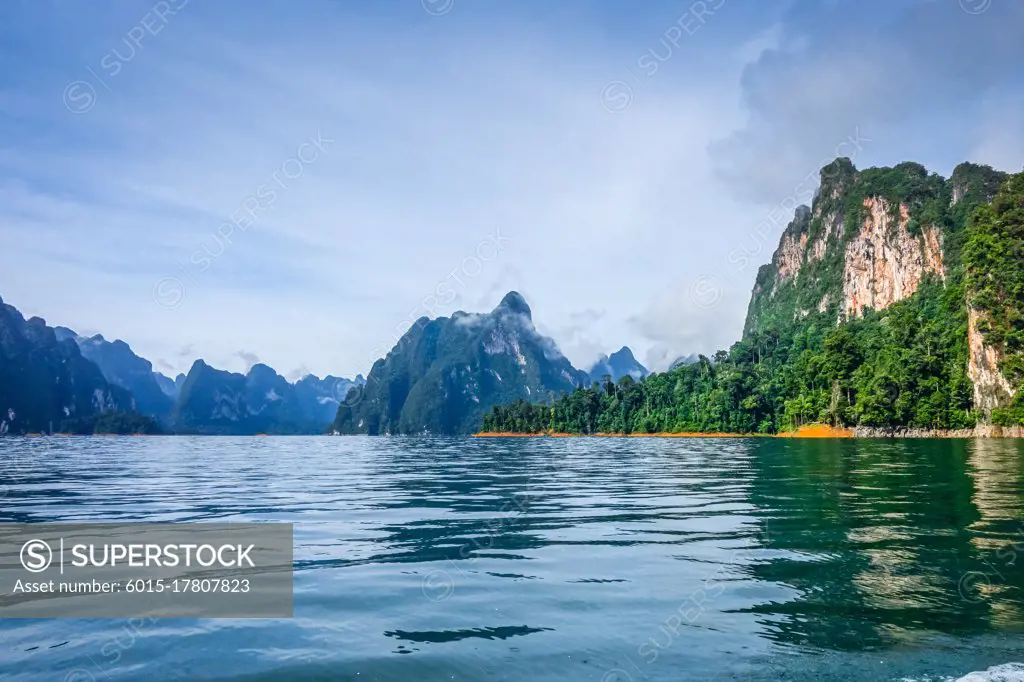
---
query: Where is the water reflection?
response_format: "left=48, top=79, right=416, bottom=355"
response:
left=744, top=438, right=1024, bottom=650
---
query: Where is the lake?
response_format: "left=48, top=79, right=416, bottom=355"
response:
left=1, top=436, right=1023, bottom=681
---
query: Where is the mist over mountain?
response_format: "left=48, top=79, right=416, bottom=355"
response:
left=588, top=347, right=648, bottom=384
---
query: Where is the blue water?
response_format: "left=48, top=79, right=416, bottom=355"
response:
left=1, top=436, right=1023, bottom=681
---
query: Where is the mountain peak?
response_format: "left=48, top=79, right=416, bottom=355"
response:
left=588, top=346, right=648, bottom=383
left=248, top=363, right=276, bottom=376
left=495, top=291, right=531, bottom=320
left=611, top=346, right=636, bottom=362
left=53, top=326, right=79, bottom=343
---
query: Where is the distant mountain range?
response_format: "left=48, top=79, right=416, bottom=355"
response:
left=2, top=290, right=692, bottom=436
left=172, top=360, right=364, bottom=435
left=0, top=298, right=363, bottom=435
left=332, top=292, right=592, bottom=435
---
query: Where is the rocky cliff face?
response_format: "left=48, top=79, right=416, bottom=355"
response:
left=753, top=169, right=948, bottom=326
left=963, top=171, right=1024, bottom=421
left=293, top=373, right=366, bottom=424
left=840, top=198, right=944, bottom=318
left=967, top=307, right=1015, bottom=414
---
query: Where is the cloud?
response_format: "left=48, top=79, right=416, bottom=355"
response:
left=628, top=275, right=745, bottom=372
left=710, top=0, right=1024, bottom=204
left=536, top=308, right=608, bottom=370
left=233, top=350, right=260, bottom=373
left=453, top=312, right=488, bottom=329
left=968, top=91, right=1024, bottom=173
left=285, top=365, right=312, bottom=382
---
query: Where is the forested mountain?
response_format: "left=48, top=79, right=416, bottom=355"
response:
left=331, top=291, right=589, bottom=435
left=171, top=361, right=336, bottom=434
left=0, top=297, right=158, bottom=434
left=588, top=347, right=648, bottom=383
left=170, top=365, right=364, bottom=434
left=483, top=160, right=1024, bottom=435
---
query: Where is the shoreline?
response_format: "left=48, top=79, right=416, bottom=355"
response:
left=475, top=424, right=1024, bottom=439
left=474, top=425, right=855, bottom=439
left=8, top=425, right=1023, bottom=438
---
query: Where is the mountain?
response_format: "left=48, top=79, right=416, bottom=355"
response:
left=294, top=373, right=366, bottom=425
left=669, top=354, right=700, bottom=370
left=588, top=346, right=648, bottom=383
left=171, top=360, right=366, bottom=434
left=0, top=297, right=154, bottom=434
left=55, top=327, right=173, bottom=420
left=332, top=291, right=589, bottom=434
left=153, top=372, right=184, bottom=399
left=483, top=160, right=1024, bottom=435
left=743, top=159, right=1018, bottom=423
left=172, top=361, right=318, bottom=434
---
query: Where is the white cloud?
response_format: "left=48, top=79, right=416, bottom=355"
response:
left=1, top=1, right=1020, bottom=381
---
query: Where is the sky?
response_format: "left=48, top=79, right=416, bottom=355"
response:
left=0, top=0, right=1022, bottom=380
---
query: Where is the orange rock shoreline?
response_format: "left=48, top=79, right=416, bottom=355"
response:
left=474, top=424, right=854, bottom=439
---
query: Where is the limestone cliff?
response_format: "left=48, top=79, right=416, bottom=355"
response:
left=840, top=198, right=944, bottom=318
left=744, top=158, right=1017, bottom=422
left=967, top=307, right=1015, bottom=415
left=963, top=171, right=1024, bottom=421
